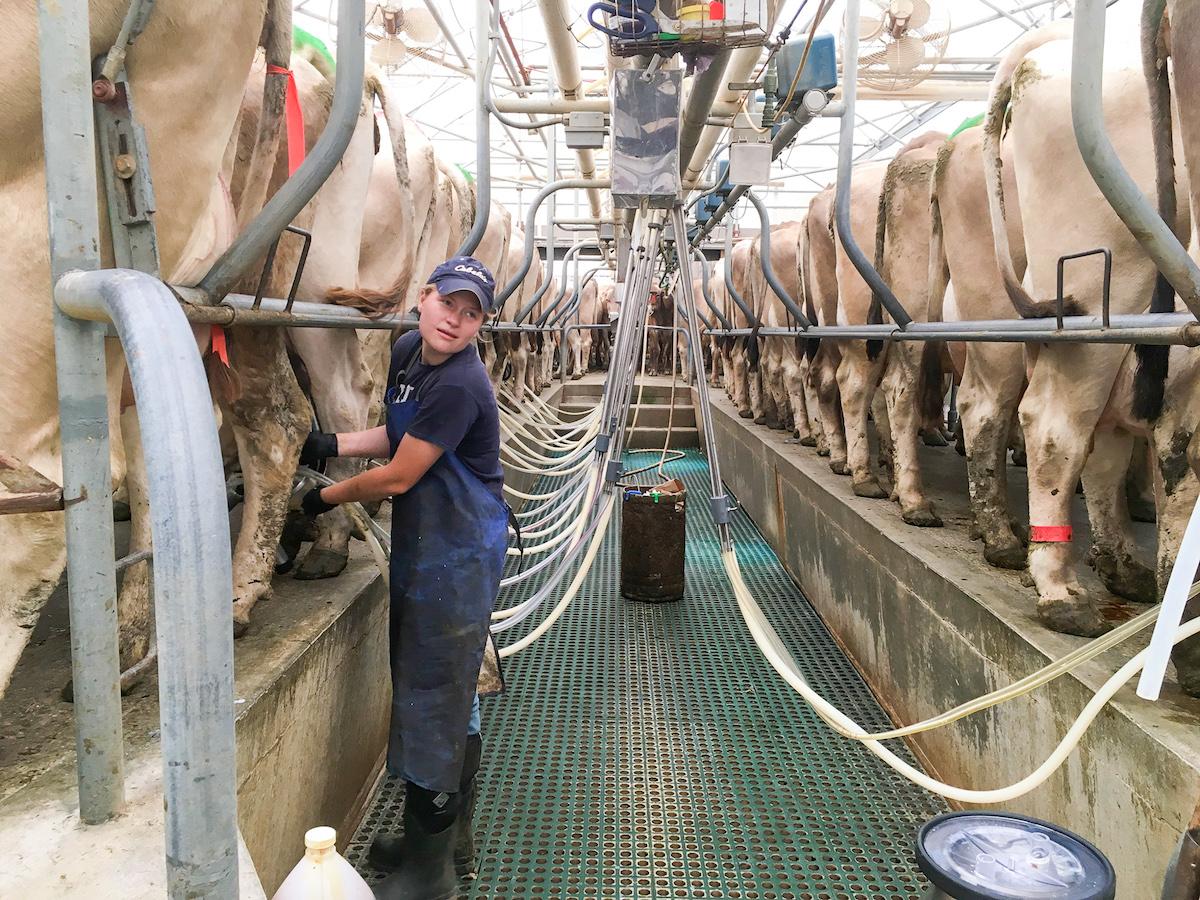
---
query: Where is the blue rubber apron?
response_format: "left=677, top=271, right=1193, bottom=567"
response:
left=384, top=343, right=509, bottom=793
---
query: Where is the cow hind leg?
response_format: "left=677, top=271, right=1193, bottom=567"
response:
left=836, top=347, right=886, bottom=498
left=956, top=352, right=1025, bottom=569
left=811, top=346, right=845, bottom=465
left=226, top=329, right=310, bottom=633
left=880, top=345, right=941, bottom=527
left=1082, top=429, right=1156, bottom=605
left=1020, top=390, right=1110, bottom=638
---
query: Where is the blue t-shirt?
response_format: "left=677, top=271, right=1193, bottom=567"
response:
left=385, top=331, right=504, bottom=500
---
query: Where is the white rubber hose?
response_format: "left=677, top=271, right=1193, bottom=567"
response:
left=721, top=547, right=1200, bottom=804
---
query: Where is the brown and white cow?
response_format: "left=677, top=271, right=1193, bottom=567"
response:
left=928, top=123, right=1029, bottom=568
left=983, top=26, right=1193, bottom=636
left=0, top=0, right=278, bottom=691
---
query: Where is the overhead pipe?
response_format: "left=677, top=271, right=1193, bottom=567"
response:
left=419, top=0, right=545, bottom=177
left=1071, top=0, right=1200, bottom=318
left=57, top=269, right=237, bottom=899
left=36, top=0, right=124, bottom=825
left=745, top=190, right=811, bottom=327
left=455, top=0, right=496, bottom=256
left=197, top=0, right=364, bottom=302
left=831, top=0, right=913, bottom=329
left=678, top=49, right=734, bottom=177
left=683, top=45, right=764, bottom=183
left=535, top=0, right=608, bottom=246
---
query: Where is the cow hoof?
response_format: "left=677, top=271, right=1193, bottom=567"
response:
left=570, top=372, right=582, bottom=381
left=113, top=500, right=131, bottom=522
left=968, top=521, right=983, bottom=541
left=294, top=547, right=349, bottom=581
left=1087, top=548, right=1157, bottom=605
left=852, top=479, right=888, bottom=500
left=902, top=506, right=942, bottom=528
left=233, top=617, right=251, bottom=639
left=753, top=415, right=767, bottom=426
left=800, top=436, right=817, bottom=448
left=984, top=540, right=1026, bottom=570
left=1036, top=595, right=1112, bottom=638
left=921, top=430, right=949, bottom=448
left=1010, top=447, right=1027, bottom=467
left=816, top=446, right=831, bottom=458
left=738, top=409, right=754, bottom=419
left=1128, top=497, right=1157, bottom=524
left=829, top=459, right=849, bottom=476
left=1019, top=570, right=1035, bottom=588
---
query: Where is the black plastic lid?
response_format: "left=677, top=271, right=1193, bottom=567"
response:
left=915, top=812, right=1116, bottom=900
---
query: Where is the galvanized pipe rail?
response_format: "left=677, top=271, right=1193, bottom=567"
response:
left=37, top=0, right=125, bottom=828
left=1072, top=0, right=1200, bottom=317
left=833, top=0, right=912, bottom=329
left=58, top=270, right=238, bottom=898
left=454, top=0, right=495, bottom=256
left=693, top=247, right=732, bottom=330
left=744, top=190, right=811, bottom=328
left=197, top=0, right=365, bottom=303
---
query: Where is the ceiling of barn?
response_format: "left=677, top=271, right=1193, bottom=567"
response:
left=292, top=0, right=1137, bottom=234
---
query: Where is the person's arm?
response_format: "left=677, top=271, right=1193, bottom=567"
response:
left=299, top=425, right=390, bottom=467
left=335, top=425, right=390, bottom=459
left=317, top=434, right=444, bottom=506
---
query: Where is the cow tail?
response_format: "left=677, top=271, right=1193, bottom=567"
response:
left=928, top=142, right=953, bottom=327
left=1134, top=0, right=1176, bottom=421
left=867, top=160, right=898, bottom=361
left=326, top=80, right=417, bottom=317
left=983, top=23, right=1076, bottom=319
left=799, top=215, right=820, bottom=361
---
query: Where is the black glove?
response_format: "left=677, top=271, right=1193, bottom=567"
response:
left=301, top=486, right=336, bottom=518
left=300, top=431, right=338, bottom=469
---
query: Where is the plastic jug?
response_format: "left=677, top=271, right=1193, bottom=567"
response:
left=272, top=827, right=374, bottom=900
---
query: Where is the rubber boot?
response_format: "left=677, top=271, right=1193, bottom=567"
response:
left=371, top=735, right=482, bottom=880
left=371, top=783, right=459, bottom=900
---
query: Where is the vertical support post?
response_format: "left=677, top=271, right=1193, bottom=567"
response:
left=673, top=206, right=732, bottom=550
left=36, top=0, right=125, bottom=824
left=456, top=0, right=494, bottom=256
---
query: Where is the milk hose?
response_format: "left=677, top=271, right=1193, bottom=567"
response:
left=721, top=547, right=1200, bottom=803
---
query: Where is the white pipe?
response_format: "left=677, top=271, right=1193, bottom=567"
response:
left=535, top=0, right=607, bottom=238
left=684, top=46, right=763, bottom=183
left=1138, top=496, right=1200, bottom=699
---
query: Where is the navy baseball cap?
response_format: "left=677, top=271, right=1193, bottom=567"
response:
left=430, top=256, right=497, bottom=313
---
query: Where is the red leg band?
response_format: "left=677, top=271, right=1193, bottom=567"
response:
left=1030, top=525, right=1073, bottom=543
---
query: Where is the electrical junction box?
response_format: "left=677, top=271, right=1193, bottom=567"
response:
left=729, top=141, right=772, bottom=185
left=610, top=68, right=683, bottom=209
left=599, top=220, right=616, bottom=241
left=774, top=33, right=839, bottom=110
left=728, top=110, right=771, bottom=186
left=565, top=111, right=606, bottom=150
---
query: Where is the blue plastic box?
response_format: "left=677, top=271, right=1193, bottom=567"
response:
left=775, top=33, right=838, bottom=108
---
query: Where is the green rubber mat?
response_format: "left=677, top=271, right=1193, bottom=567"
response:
left=347, top=448, right=945, bottom=897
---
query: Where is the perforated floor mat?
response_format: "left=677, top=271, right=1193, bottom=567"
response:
left=347, top=449, right=945, bottom=897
